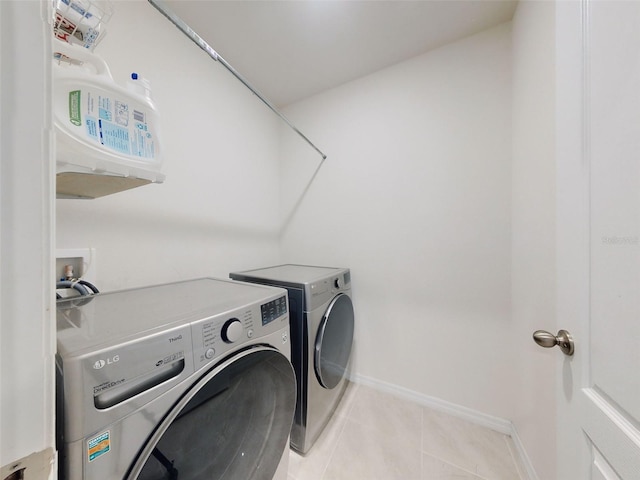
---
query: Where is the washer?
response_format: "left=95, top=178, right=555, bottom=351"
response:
left=230, top=265, right=355, bottom=454
left=56, top=278, right=295, bottom=480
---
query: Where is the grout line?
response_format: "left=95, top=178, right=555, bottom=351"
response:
left=341, top=381, right=360, bottom=418
left=420, top=406, right=424, bottom=479
left=317, top=387, right=358, bottom=479
left=422, top=451, right=489, bottom=480
left=319, top=418, right=348, bottom=479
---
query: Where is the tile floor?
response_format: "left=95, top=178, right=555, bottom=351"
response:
left=287, top=382, right=526, bottom=480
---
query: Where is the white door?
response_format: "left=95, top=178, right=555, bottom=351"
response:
left=556, top=1, right=640, bottom=479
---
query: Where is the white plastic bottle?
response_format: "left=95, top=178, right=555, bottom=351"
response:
left=53, top=40, right=164, bottom=191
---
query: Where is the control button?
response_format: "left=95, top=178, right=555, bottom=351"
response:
left=247, top=329, right=254, bottom=338
left=282, top=332, right=288, bottom=343
left=222, top=318, right=243, bottom=343
left=334, top=277, right=343, bottom=289
left=205, top=348, right=215, bottom=359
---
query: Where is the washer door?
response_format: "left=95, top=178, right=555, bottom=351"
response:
left=128, top=347, right=295, bottom=480
left=314, top=293, right=355, bottom=389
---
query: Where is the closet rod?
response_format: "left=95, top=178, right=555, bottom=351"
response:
left=148, top=0, right=327, bottom=161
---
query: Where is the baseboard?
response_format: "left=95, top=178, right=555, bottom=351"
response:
left=508, top=425, right=540, bottom=480
left=349, top=373, right=538, bottom=480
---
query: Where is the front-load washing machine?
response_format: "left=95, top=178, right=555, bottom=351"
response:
left=229, top=265, right=355, bottom=454
left=56, top=278, right=295, bottom=480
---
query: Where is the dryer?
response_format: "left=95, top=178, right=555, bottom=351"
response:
left=56, top=278, right=295, bottom=480
left=230, top=265, right=355, bottom=454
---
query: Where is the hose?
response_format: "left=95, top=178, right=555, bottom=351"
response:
left=77, top=279, right=99, bottom=294
left=56, top=280, right=90, bottom=296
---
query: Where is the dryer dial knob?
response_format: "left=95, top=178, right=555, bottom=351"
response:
left=222, top=318, right=243, bottom=343
left=334, top=277, right=343, bottom=289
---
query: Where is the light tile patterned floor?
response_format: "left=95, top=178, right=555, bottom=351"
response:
left=287, top=382, right=526, bottom=480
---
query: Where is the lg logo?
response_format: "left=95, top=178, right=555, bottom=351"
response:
left=93, top=355, right=120, bottom=369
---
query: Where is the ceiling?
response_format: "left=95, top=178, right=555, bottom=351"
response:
left=161, top=0, right=518, bottom=107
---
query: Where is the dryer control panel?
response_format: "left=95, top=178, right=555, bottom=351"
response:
left=307, top=271, right=351, bottom=311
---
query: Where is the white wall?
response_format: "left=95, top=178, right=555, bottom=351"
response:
left=511, top=2, right=556, bottom=479
left=280, top=24, right=515, bottom=419
left=0, top=0, right=55, bottom=475
left=56, top=0, right=283, bottom=291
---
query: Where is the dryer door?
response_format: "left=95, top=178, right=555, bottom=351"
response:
left=128, top=347, right=295, bottom=480
left=314, top=293, right=355, bottom=389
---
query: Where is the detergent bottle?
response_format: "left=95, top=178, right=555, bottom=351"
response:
left=53, top=39, right=164, bottom=198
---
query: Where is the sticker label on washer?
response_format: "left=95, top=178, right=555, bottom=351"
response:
left=88, top=430, right=110, bottom=462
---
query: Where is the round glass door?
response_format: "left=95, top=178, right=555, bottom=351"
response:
left=314, top=294, right=355, bottom=389
left=129, top=347, right=296, bottom=480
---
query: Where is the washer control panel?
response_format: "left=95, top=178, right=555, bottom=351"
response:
left=192, top=294, right=289, bottom=369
